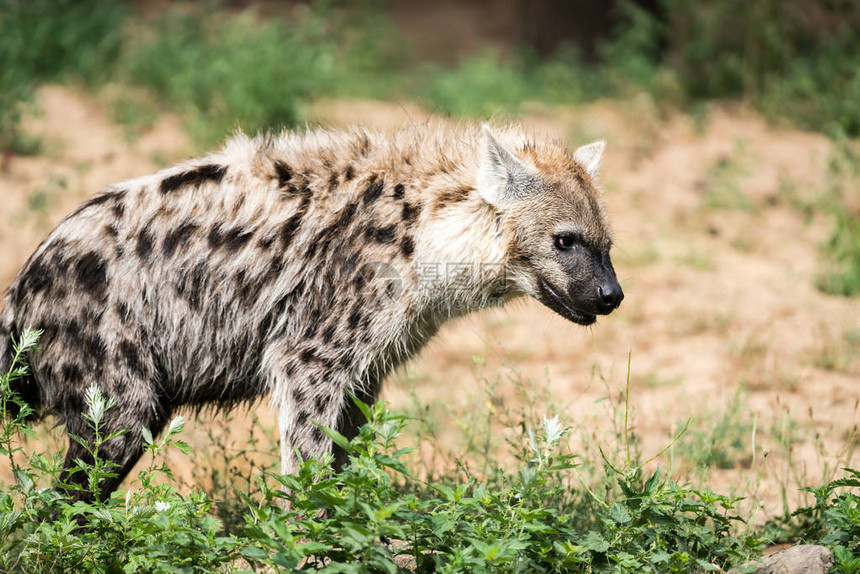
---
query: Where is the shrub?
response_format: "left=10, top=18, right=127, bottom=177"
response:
left=0, top=0, right=125, bottom=151
left=1, top=333, right=768, bottom=573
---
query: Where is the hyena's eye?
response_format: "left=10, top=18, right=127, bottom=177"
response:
left=554, top=234, right=578, bottom=251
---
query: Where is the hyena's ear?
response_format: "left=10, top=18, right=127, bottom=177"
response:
left=477, top=124, right=531, bottom=207
left=573, top=140, right=606, bottom=178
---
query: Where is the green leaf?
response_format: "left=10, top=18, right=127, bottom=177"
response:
left=317, top=424, right=355, bottom=454
left=298, top=541, right=331, bottom=554
left=92, top=507, right=114, bottom=522
left=350, top=393, right=373, bottom=421
left=582, top=531, right=610, bottom=553
left=644, top=469, right=661, bottom=494
left=13, top=468, right=33, bottom=493
left=610, top=502, right=632, bottom=524
left=241, top=546, right=270, bottom=561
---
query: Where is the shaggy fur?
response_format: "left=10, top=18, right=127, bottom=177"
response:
left=0, top=122, right=622, bottom=499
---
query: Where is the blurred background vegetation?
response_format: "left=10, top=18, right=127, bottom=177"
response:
left=2, top=0, right=860, bottom=148
left=0, top=0, right=858, bottom=296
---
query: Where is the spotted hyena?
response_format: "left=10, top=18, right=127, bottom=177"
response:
left=0, top=123, right=622, bottom=500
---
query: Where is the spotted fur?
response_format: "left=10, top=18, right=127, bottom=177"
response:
left=0, top=122, right=622, bottom=500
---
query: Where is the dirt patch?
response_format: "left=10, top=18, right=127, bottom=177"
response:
left=1, top=87, right=857, bottom=522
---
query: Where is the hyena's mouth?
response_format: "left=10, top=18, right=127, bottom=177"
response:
left=536, top=278, right=597, bottom=326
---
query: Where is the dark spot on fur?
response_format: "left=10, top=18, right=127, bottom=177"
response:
left=208, top=226, right=225, bottom=249
left=312, top=426, right=325, bottom=443
left=304, top=324, right=318, bottom=339
left=348, top=309, right=362, bottom=330
left=119, top=340, right=146, bottom=377
left=385, top=280, right=398, bottom=299
left=64, top=318, right=80, bottom=340
left=305, top=241, right=320, bottom=261
left=257, top=233, right=276, bottom=250
left=314, top=394, right=328, bottom=413
left=300, top=348, right=315, bottom=362
left=62, top=363, right=82, bottom=384
left=160, top=164, right=227, bottom=194
left=292, top=387, right=305, bottom=404
left=374, top=225, right=396, bottom=244
left=439, top=187, right=472, bottom=203
left=337, top=202, right=357, bottom=227
left=75, top=252, right=108, bottom=300
left=116, top=301, right=130, bottom=324
left=86, top=306, right=105, bottom=327
left=328, top=172, right=339, bottom=191
left=400, top=236, right=415, bottom=258
left=285, top=362, right=296, bottom=377
left=297, top=411, right=309, bottom=426
left=322, top=326, right=335, bottom=343
left=362, top=177, right=384, bottom=206
left=89, top=335, right=107, bottom=358
left=136, top=227, right=154, bottom=260
left=363, top=225, right=375, bottom=242
left=21, top=259, right=53, bottom=296
left=67, top=189, right=128, bottom=219
left=186, top=262, right=208, bottom=309
left=393, top=183, right=405, bottom=199
left=163, top=221, right=199, bottom=257
left=104, top=224, right=119, bottom=239
left=344, top=164, right=355, bottom=181
left=280, top=213, right=304, bottom=249
left=176, top=261, right=208, bottom=309
left=402, top=202, right=420, bottom=223
left=223, top=227, right=253, bottom=252
left=436, top=186, right=472, bottom=210
left=273, top=161, right=292, bottom=189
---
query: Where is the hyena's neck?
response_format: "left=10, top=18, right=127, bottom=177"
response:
left=408, top=181, right=518, bottom=318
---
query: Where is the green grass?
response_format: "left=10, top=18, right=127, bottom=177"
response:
left=3, top=0, right=859, bottom=152
left=814, top=133, right=860, bottom=297
left=0, top=0, right=125, bottom=151
left=3, top=333, right=860, bottom=572
left=701, top=140, right=754, bottom=211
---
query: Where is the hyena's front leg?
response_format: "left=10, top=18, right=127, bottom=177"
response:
left=331, top=377, right=382, bottom=472
left=276, top=374, right=349, bottom=478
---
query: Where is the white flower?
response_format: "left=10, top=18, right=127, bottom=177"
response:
left=155, top=501, right=171, bottom=512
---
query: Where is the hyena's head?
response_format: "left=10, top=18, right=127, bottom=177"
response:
left=477, top=126, right=623, bottom=326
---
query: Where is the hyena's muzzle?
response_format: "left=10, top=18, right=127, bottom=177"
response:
left=536, top=249, right=624, bottom=326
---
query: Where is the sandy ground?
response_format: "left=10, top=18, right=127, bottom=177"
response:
left=0, top=86, right=857, bottom=524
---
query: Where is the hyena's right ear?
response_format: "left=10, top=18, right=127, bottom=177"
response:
left=477, top=125, right=531, bottom=207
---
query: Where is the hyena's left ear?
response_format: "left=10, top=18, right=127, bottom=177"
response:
left=477, top=124, right=532, bottom=207
left=573, top=140, right=606, bottom=178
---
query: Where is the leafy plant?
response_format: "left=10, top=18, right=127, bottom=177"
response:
left=0, top=0, right=125, bottom=151
left=816, top=132, right=860, bottom=297
left=791, top=468, right=860, bottom=573
left=0, top=331, right=243, bottom=573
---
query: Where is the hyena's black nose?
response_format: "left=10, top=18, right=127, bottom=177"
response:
left=597, top=281, right=624, bottom=313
